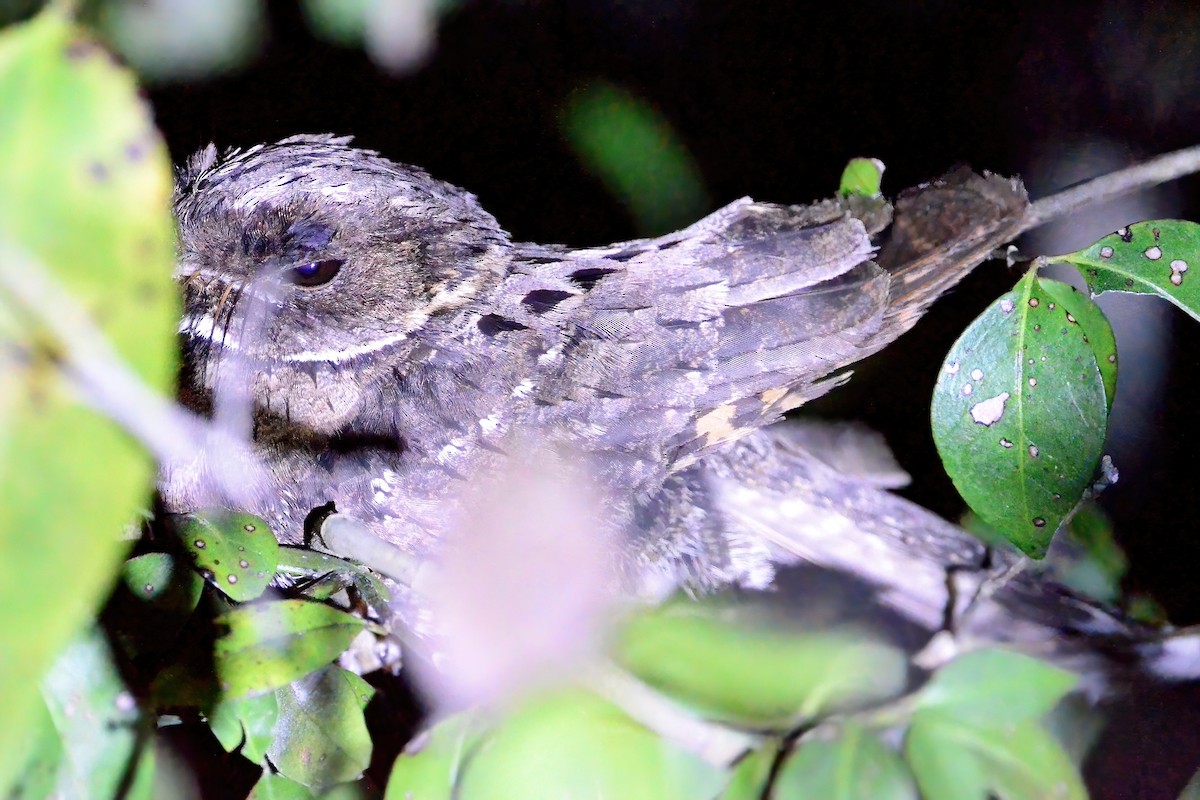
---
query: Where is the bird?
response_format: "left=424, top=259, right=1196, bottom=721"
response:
left=161, top=134, right=1193, bottom=686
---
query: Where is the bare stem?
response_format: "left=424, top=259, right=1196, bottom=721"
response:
left=1022, top=143, right=1200, bottom=234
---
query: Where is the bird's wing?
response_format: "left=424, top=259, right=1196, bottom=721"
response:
left=504, top=169, right=1026, bottom=489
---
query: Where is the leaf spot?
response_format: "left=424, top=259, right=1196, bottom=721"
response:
left=945, top=361, right=960, bottom=375
left=1117, top=226, right=1133, bottom=242
left=1145, top=246, right=1163, bottom=260
left=1033, top=517, right=1047, bottom=528
left=999, top=438, right=1013, bottom=448
left=1170, top=259, right=1189, bottom=286
left=961, top=383, right=973, bottom=396
left=194, top=539, right=206, bottom=549
left=1000, top=299, right=1015, bottom=314
left=1029, top=377, right=1037, bottom=388
left=1028, top=297, right=1040, bottom=308
left=1099, top=246, right=1114, bottom=259
left=1028, top=444, right=1039, bottom=458
left=970, top=368, right=984, bottom=381
left=970, top=391, right=1010, bottom=426
left=227, top=574, right=238, bottom=585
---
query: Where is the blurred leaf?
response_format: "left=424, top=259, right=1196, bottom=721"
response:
left=268, top=666, right=373, bottom=791
left=209, top=690, right=281, bottom=764
left=38, top=627, right=155, bottom=798
left=385, top=712, right=486, bottom=800
left=561, top=81, right=709, bottom=235
left=97, top=0, right=264, bottom=81
left=456, top=689, right=726, bottom=800
left=931, top=270, right=1109, bottom=557
left=905, top=714, right=1085, bottom=800
left=214, top=600, right=365, bottom=699
left=302, top=0, right=370, bottom=45
left=109, top=551, right=204, bottom=659
left=915, top=649, right=1077, bottom=727
left=615, top=600, right=906, bottom=727
left=1051, top=504, right=1127, bottom=604
left=1180, top=764, right=1200, bottom=800
left=839, top=157, right=886, bottom=198
left=1047, top=220, right=1200, bottom=321
left=719, top=743, right=778, bottom=800
left=774, top=723, right=917, bottom=800
left=175, top=510, right=280, bottom=602
left=247, top=771, right=317, bottom=799
left=0, top=9, right=176, bottom=792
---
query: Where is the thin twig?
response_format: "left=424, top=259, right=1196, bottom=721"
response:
left=1022, top=143, right=1200, bottom=233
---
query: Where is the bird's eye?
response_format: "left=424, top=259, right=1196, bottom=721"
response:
left=288, top=258, right=344, bottom=287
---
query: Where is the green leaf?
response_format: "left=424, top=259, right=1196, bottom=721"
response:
left=268, top=667, right=373, bottom=791
left=0, top=10, right=176, bottom=792
left=774, top=723, right=917, bottom=800
left=456, top=689, right=726, bottom=800
left=560, top=81, right=709, bottom=235
left=931, top=269, right=1109, bottom=557
left=385, top=712, right=486, bottom=800
left=1037, top=279, right=1117, bottom=411
left=905, top=714, right=1085, bottom=800
left=209, top=691, right=281, bottom=764
left=839, top=157, right=886, bottom=198
left=38, top=628, right=152, bottom=798
left=916, top=649, right=1077, bottom=727
left=720, top=743, right=778, bottom=800
left=247, top=771, right=317, bottom=799
left=1047, top=220, right=1200, bottom=322
left=615, top=599, right=906, bottom=727
left=108, top=552, right=204, bottom=660
left=214, top=600, right=365, bottom=699
left=175, top=510, right=280, bottom=602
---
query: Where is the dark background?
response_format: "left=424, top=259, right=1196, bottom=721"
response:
left=147, top=2, right=1200, bottom=794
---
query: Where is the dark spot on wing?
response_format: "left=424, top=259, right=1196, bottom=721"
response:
left=521, top=289, right=574, bottom=314
left=568, top=267, right=617, bottom=291
left=478, top=314, right=528, bottom=336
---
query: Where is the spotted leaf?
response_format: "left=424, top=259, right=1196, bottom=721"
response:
left=1047, top=220, right=1200, bottom=322
left=931, top=269, right=1109, bottom=557
left=175, top=510, right=279, bottom=602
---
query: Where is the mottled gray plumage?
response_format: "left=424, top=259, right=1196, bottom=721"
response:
left=164, top=135, right=1008, bottom=584
left=162, top=135, right=1186, bottom=683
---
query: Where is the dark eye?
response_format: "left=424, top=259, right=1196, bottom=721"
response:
left=288, top=258, right=344, bottom=287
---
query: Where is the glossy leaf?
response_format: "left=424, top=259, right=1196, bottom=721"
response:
left=0, top=10, right=176, bottom=791
left=214, top=600, right=365, bottom=699
left=561, top=81, right=709, bottom=235
left=931, top=270, right=1109, bottom=557
left=1037, top=279, right=1117, bottom=410
left=268, top=667, right=373, bottom=791
left=915, top=649, right=1077, bottom=728
left=176, top=510, right=280, bottom=602
left=1047, top=220, right=1200, bottom=322
left=456, top=689, right=726, bottom=800
left=385, top=712, right=486, bottom=800
left=905, top=714, right=1085, bottom=800
left=774, top=724, right=917, bottom=800
left=839, top=157, right=886, bottom=198
left=615, top=600, right=906, bottom=727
